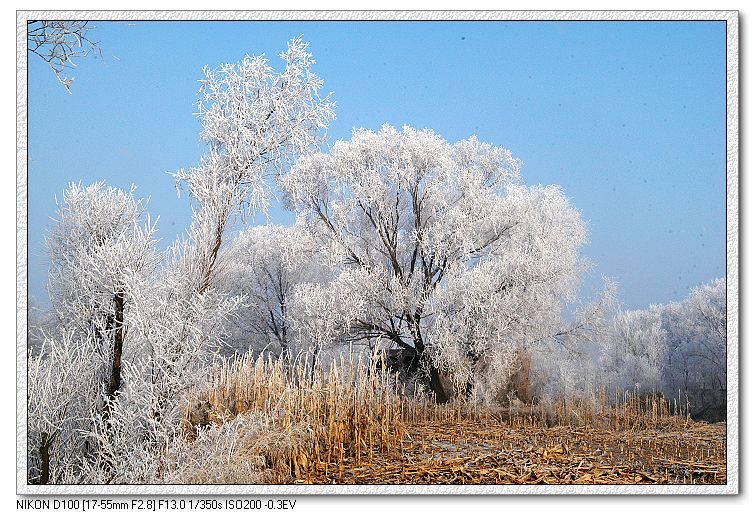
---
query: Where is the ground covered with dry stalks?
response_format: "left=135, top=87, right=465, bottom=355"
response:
left=184, top=355, right=726, bottom=486
left=303, top=420, right=726, bottom=485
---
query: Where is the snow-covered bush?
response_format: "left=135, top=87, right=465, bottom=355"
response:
left=161, top=412, right=312, bottom=484
left=28, top=331, right=103, bottom=483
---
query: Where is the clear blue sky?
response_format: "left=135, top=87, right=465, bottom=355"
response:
left=27, top=20, right=727, bottom=310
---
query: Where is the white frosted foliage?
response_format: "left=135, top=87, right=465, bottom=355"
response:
left=283, top=124, right=588, bottom=401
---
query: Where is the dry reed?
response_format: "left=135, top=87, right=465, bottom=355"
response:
left=183, top=353, right=723, bottom=485
left=185, top=352, right=472, bottom=481
left=503, top=386, right=692, bottom=431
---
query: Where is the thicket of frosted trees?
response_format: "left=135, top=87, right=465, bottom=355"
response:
left=27, top=38, right=727, bottom=484
left=530, top=278, right=726, bottom=421
left=28, top=38, right=334, bottom=484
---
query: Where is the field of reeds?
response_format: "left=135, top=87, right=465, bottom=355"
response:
left=182, top=354, right=726, bottom=485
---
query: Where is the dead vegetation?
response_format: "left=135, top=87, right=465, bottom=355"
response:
left=182, top=354, right=726, bottom=485
left=305, top=420, right=725, bottom=485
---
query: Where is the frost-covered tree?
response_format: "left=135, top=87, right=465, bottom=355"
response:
left=601, top=307, right=666, bottom=393
left=568, top=277, right=727, bottom=420
left=684, top=277, right=726, bottom=368
left=661, top=277, right=726, bottom=418
left=46, top=184, right=148, bottom=327
left=528, top=278, right=618, bottom=402
left=283, top=124, right=588, bottom=402
left=45, top=183, right=158, bottom=404
left=29, top=182, right=158, bottom=483
left=216, top=219, right=331, bottom=359
left=28, top=38, right=336, bottom=483
left=27, top=20, right=102, bottom=91
left=91, top=38, right=335, bottom=481
left=113, top=34, right=334, bottom=426
left=172, top=36, right=335, bottom=296
left=28, top=331, right=102, bottom=483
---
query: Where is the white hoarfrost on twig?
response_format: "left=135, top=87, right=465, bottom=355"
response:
left=27, top=20, right=103, bottom=92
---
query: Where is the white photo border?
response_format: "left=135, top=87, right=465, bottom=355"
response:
left=16, top=9, right=739, bottom=495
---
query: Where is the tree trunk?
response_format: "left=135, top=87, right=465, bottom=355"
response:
left=39, top=432, right=51, bottom=485
left=427, top=363, right=449, bottom=404
left=279, top=299, right=290, bottom=363
left=107, top=292, right=125, bottom=401
left=102, top=290, right=125, bottom=471
left=408, top=315, right=448, bottom=404
left=309, top=345, right=320, bottom=383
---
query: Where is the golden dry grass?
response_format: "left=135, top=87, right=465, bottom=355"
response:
left=183, top=354, right=726, bottom=485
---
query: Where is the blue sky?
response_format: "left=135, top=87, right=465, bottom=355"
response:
left=27, top=20, right=727, bottom=310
